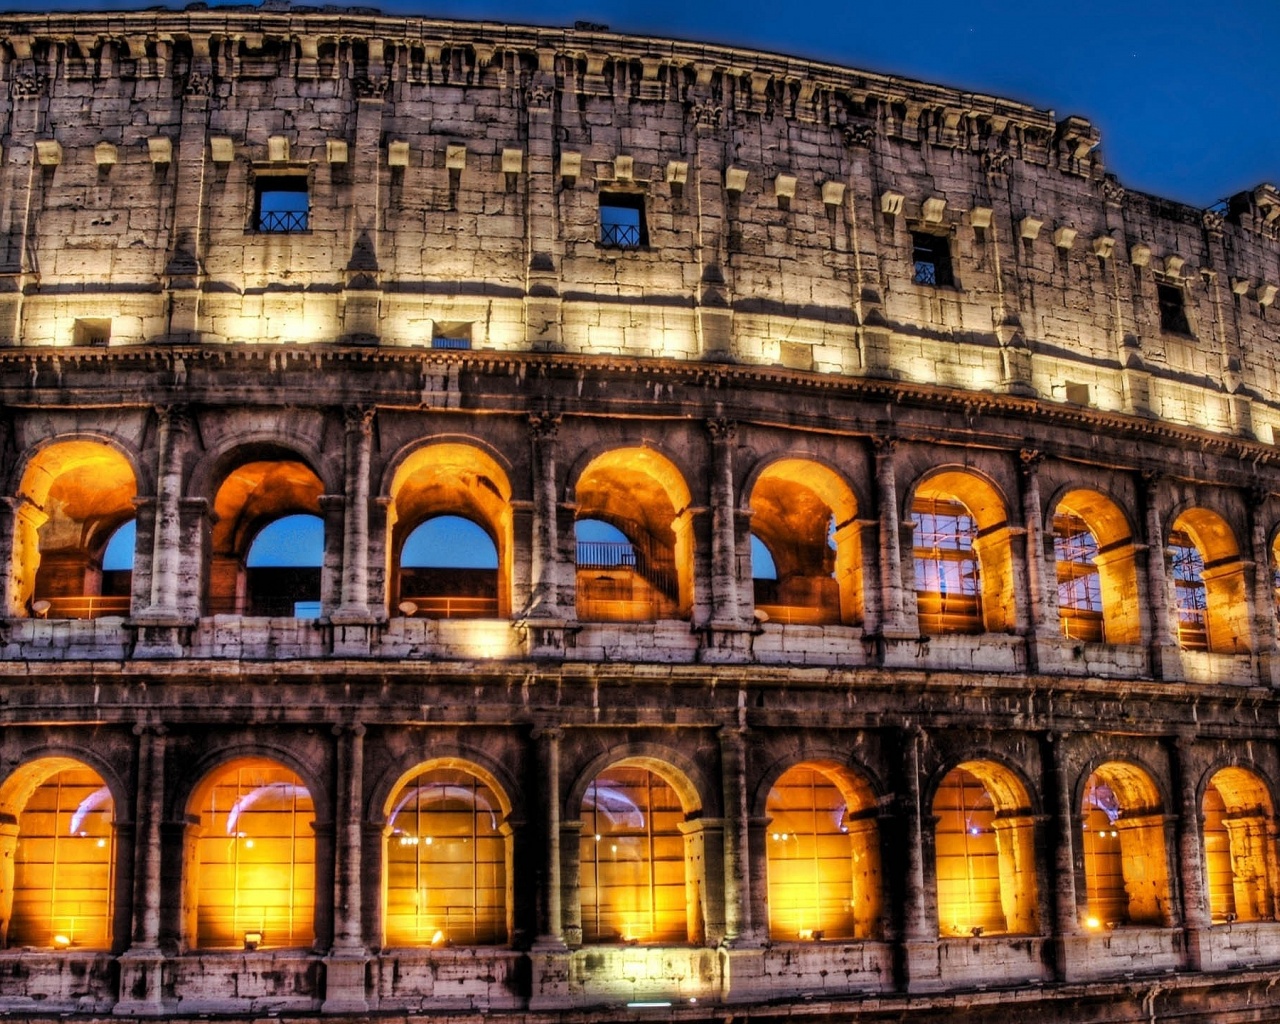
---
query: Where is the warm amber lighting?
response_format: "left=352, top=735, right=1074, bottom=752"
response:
left=1085, top=916, right=1101, bottom=930
left=765, top=764, right=880, bottom=942
left=190, top=759, right=315, bottom=949
left=384, top=766, right=507, bottom=947
left=1081, top=765, right=1169, bottom=928
left=579, top=766, right=689, bottom=944
left=3, top=762, right=115, bottom=950
left=243, top=930, right=263, bottom=951
left=1204, top=768, right=1276, bottom=923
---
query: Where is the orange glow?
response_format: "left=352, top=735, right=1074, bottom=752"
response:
left=190, top=759, right=315, bottom=949
left=384, top=767, right=507, bottom=946
left=3, top=763, right=115, bottom=949
left=579, top=767, right=688, bottom=943
left=1203, top=767, right=1275, bottom=923
left=765, top=764, right=880, bottom=941
left=1081, top=765, right=1169, bottom=927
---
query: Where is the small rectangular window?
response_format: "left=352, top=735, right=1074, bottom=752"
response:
left=254, top=175, right=309, bottom=233
left=912, top=231, right=953, bottom=287
left=432, top=322, right=472, bottom=350
left=1157, top=282, right=1191, bottom=334
left=599, top=192, right=647, bottom=249
left=73, top=318, right=111, bottom=346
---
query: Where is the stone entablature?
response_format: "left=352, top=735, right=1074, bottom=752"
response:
left=0, top=9, right=1277, bottom=445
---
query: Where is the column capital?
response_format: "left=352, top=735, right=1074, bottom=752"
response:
left=343, top=404, right=376, bottom=434
left=872, top=435, right=897, bottom=459
left=1018, top=447, right=1045, bottom=477
left=706, top=417, right=737, bottom=443
left=154, top=403, right=193, bottom=434
left=528, top=410, right=562, bottom=440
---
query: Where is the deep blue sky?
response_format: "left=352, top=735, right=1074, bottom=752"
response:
left=52, top=0, right=1279, bottom=206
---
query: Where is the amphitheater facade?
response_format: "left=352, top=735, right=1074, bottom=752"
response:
left=2, top=7, right=1280, bottom=1023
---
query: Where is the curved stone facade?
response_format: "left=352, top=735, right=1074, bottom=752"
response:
left=2, top=8, right=1280, bottom=1023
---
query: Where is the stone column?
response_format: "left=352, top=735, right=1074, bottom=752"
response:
left=1172, top=733, right=1210, bottom=971
left=0, top=496, right=45, bottom=617
left=690, top=94, right=733, bottom=359
left=163, top=60, right=213, bottom=340
left=115, top=726, right=167, bottom=1015
left=323, top=724, right=369, bottom=1013
left=1141, top=472, right=1179, bottom=679
left=528, top=412, right=565, bottom=619
left=873, top=438, right=909, bottom=636
left=707, top=419, right=745, bottom=625
left=534, top=727, right=565, bottom=946
left=134, top=407, right=192, bottom=657
left=1019, top=450, right=1054, bottom=635
left=719, top=725, right=754, bottom=942
left=1246, top=487, right=1279, bottom=684
left=1045, top=734, right=1080, bottom=938
left=0, top=66, right=44, bottom=345
left=899, top=726, right=939, bottom=991
left=334, top=407, right=375, bottom=622
left=342, top=74, right=387, bottom=342
left=523, top=53, right=562, bottom=347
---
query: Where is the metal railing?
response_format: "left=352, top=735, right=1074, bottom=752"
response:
left=204, top=596, right=322, bottom=618
left=576, top=540, right=637, bottom=569
left=256, top=210, right=309, bottom=233
left=36, top=595, right=130, bottom=620
left=600, top=222, right=640, bottom=248
left=398, top=596, right=499, bottom=619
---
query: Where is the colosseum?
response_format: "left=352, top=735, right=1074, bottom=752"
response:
left=0, top=6, right=1279, bottom=1023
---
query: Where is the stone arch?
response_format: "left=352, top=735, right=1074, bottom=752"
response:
left=746, top=457, right=863, bottom=626
left=906, top=467, right=1015, bottom=634
left=762, top=758, right=882, bottom=941
left=182, top=755, right=319, bottom=950
left=379, top=756, right=515, bottom=947
left=385, top=441, right=514, bottom=619
left=188, top=424, right=337, bottom=501
left=570, top=447, right=696, bottom=621
left=1077, top=760, right=1172, bottom=928
left=1050, top=486, right=1143, bottom=645
left=206, top=450, right=328, bottom=616
left=10, top=438, right=139, bottom=618
left=1168, top=506, right=1250, bottom=654
left=0, top=755, right=119, bottom=950
left=1201, top=765, right=1277, bottom=923
left=929, top=757, right=1039, bottom=937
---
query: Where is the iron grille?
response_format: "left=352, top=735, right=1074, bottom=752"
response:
left=600, top=222, right=641, bottom=248
left=257, top=210, right=309, bottom=234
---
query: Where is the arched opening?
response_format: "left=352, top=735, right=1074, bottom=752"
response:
left=185, top=758, right=315, bottom=950
left=574, top=449, right=693, bottom=622
left=1169, top=509, right=1249, bottom=654
left=578, top=761, right=702, bottom=943
left=1203, top=767, right=1276, bottom=924
left=14, top=440, right=137, bottom=619
left=208, top=458, right=326, bottom=617
left=748, top=460, right=862, bottom=626
left=1053, top=490, right=1142, bottom=645
left=387, top=443, right=512, bottom=619
left=765, top=763, right=880, bottom=940
left=384, top=764, right=509, bottom=946
left=1080, top=763, right=1170, bottom=928
left=910, top=471, right=1013, bottom=636
left=932, top=761, right=1038, bottom=937
left=397, top=516, right=499, bottom=619
left=244, top=514, right=324, bottom=617
left=0, top=758, right=115, bottom=949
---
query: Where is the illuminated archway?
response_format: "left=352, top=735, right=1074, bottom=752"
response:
left=578, top=759, right=702, bottom=943
left=383, top=762, right=511, bottom=946
left=1080, top=763, right=1170, bottom=928
left=932, top=760, right=1038, bottom=937
left=910, top=471, right=1013, bottom=635
left=387, top=443, right=513, bottom=618
left=1169, top=509, right=1249, bottom=654
left=185, top=758, right=315, bottom=949
left=1053, top=489, right=1141, bottom=645
left=765, top=762, right=880, bottom=940
left=1203, top=767, right=1276, bottom=924
left=748, top=460, right=862, bottom=626
left=0, top=757, right=115, bottom=949
left=13, top=440, right=137, bottom=619
left=208, top=458, right=326, bottom=617
left=573, top=448, right=694, bottom=622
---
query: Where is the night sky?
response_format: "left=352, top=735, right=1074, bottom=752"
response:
left=42, top=0, right=1280, bottom=208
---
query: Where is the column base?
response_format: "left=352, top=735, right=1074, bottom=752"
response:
left=1183, top=925, right=1209, bottom=972
left=330, top=619, right=376, bottom=657
left=527, top=943, right=573, bottom=1010
left=902, top=939, right=942, bottom=993
left=518, top=619, right=576, bottom=659
left=114, top=949, right=168, bottom=1015
left=321, top=951, right=370, bottom=1013
left=698, top=621, right=753, bottom=663
left=128, top=620, right=191, bottom=658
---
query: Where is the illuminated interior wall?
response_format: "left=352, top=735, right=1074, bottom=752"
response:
left=765, top=764, right=880, bottom=941
left=17, top=441, right=137, bottom=618
left=1171, top=510, right=1251, bottom=654
left=579, top=766, right=690, bottom=943
left=1081, top=765, right=1169, bottom=928
left=188, top=759, right=315, bottom=949
left=573, top=449, right=693, bottom=622
left=1203, top=767, right=1275, bottom=923
left=911, top=498, right=984, bottom=635
left=748, top=460, right=861, bottom=626
left=384, top=766, right=507, bottom=946
left=932, top=762, right=1038, bottom=937
left=1, top=762, right=114, bottom=949
left=208, top=460, right=326, bottom=615
left=1054, top=490, right=1142, bottom=645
